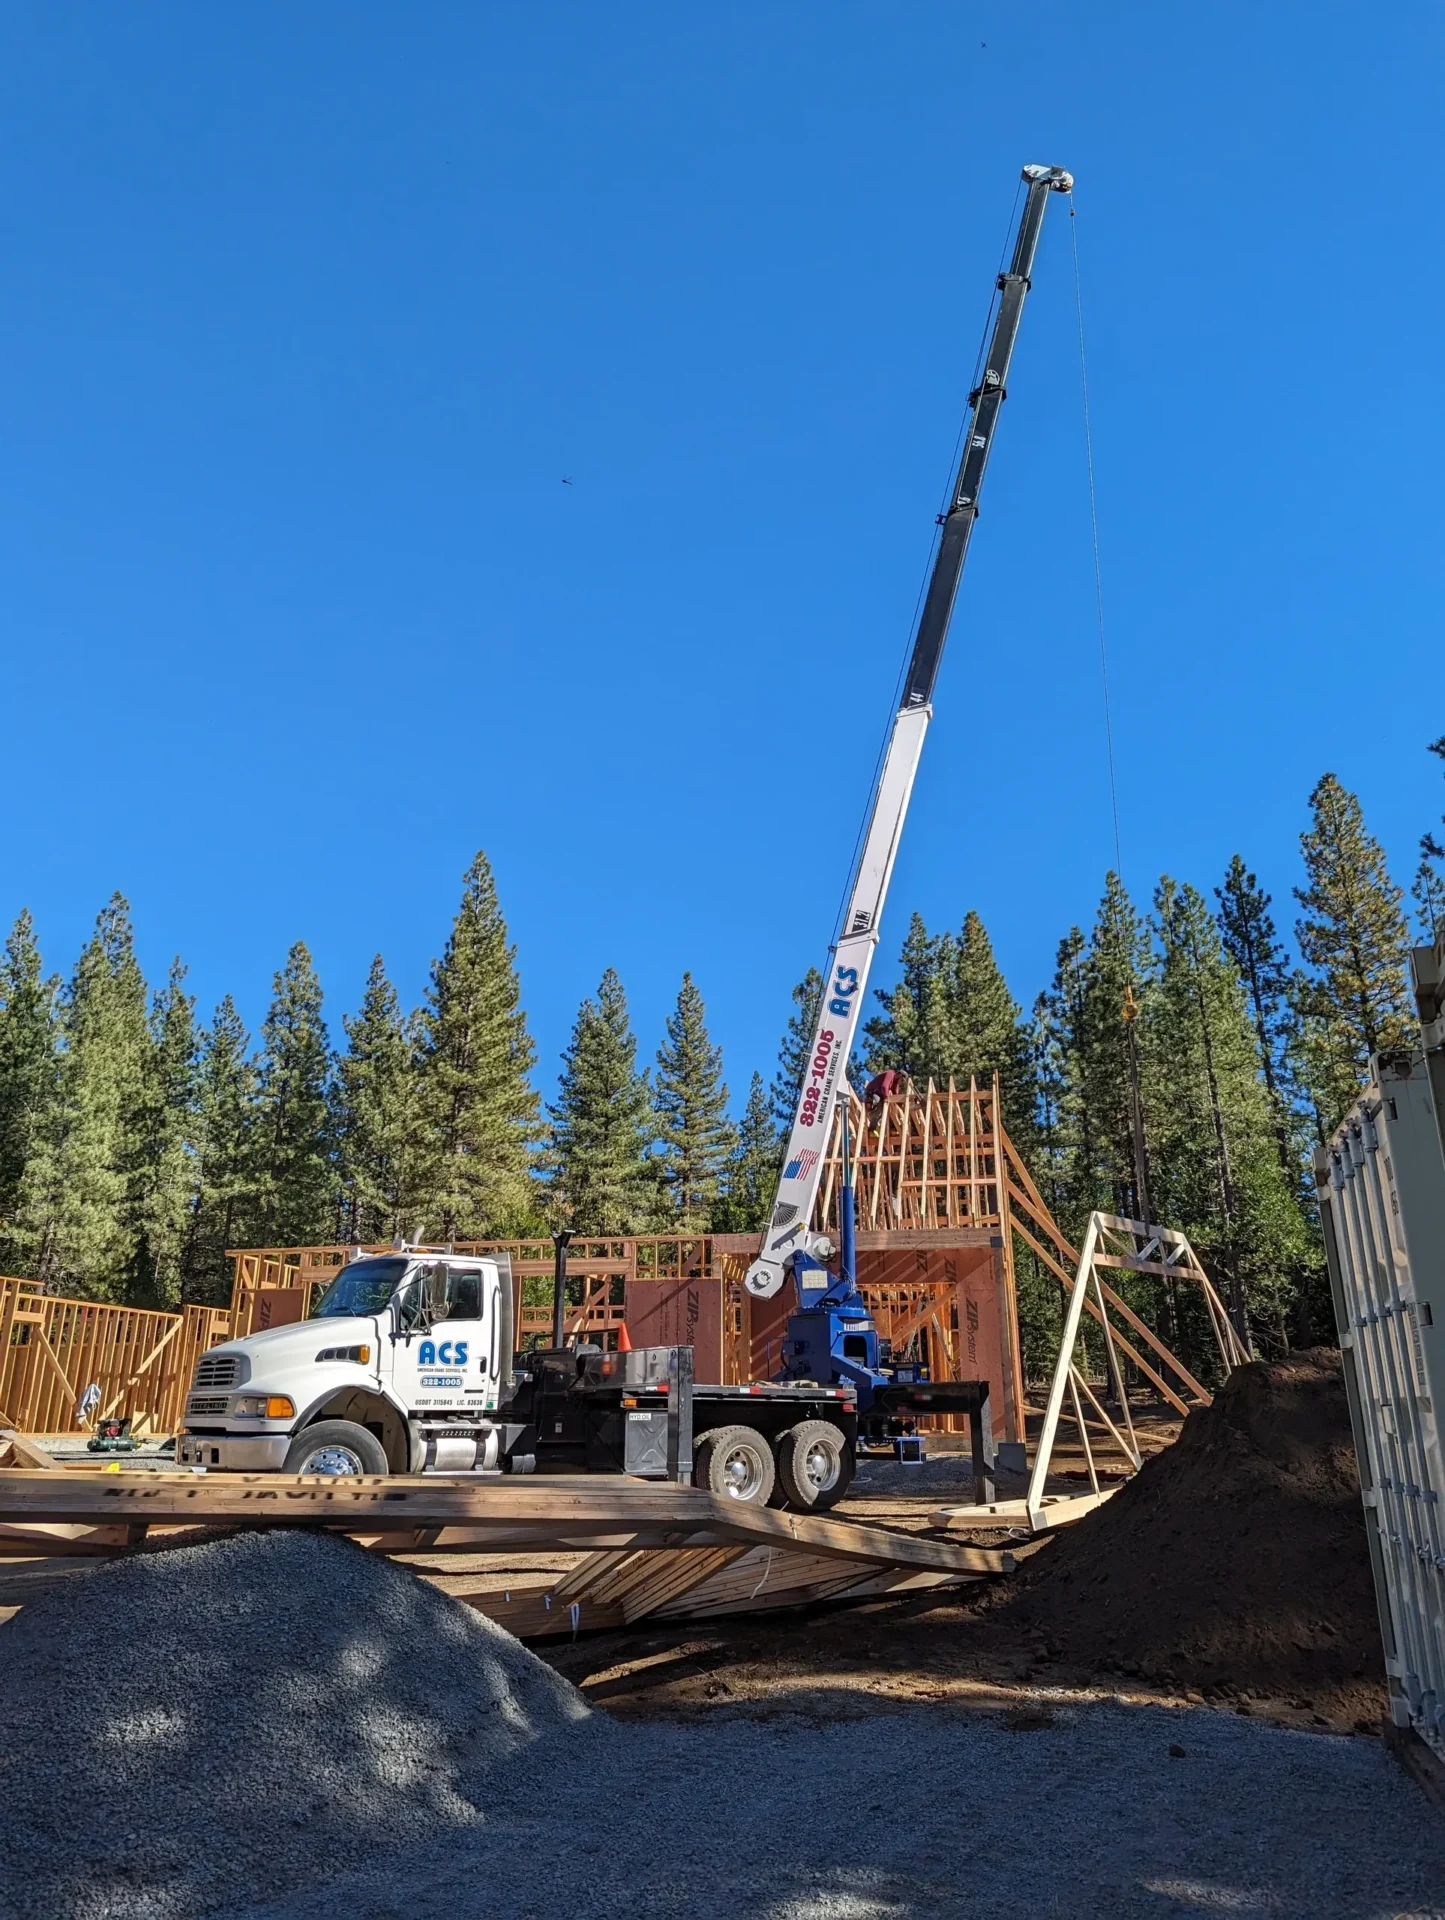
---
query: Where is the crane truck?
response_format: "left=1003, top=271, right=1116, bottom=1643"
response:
left=177, top=1246, right=859, bottom=1504
left=177, top=163, right=1071, bottom=1510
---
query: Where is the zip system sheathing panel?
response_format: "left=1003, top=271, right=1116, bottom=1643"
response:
left=1317, top=1051, right=1445, bottom=1758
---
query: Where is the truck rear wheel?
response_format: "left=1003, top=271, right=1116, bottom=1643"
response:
left=693, top=1424, right=776, bottom=1506
left=776, top=1420, right=854, bottom=1511
left=283, top=1419, right=388, bottom=1478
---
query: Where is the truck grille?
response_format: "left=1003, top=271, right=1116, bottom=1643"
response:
left=192, top=1352, right=244, bottom=1391
left=186, top=1394, right=231, bottom=1418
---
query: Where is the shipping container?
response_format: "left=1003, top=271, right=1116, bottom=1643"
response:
left=1316, top=994, right=1445, bottom=1760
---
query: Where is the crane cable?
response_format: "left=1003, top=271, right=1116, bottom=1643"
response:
left=1069, top=192, right=1153, bottom=1237
left=825, top=185, right=1027, bottom=953
left=1068, top=191, right=1124, bottom=884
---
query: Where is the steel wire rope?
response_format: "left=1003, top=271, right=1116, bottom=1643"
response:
left=1069, top=193, right=1152, bottom=1253
left=1068, top=190, right=1124, bottom=883
left=824, top=183, right=1026, bottom=955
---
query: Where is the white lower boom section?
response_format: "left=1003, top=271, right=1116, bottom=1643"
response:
left=745, top=706, right=930, bottom=1301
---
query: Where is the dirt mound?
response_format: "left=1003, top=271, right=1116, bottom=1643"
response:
left=981, top=1349, right=1384, bottom=1722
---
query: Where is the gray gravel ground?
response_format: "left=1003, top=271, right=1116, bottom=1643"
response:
left=851, top=1454, right=1005, bottom=1496
left=1, top=1531, right=1441, bottom=1920
left=223, top=1703, right=1445, bottom=1920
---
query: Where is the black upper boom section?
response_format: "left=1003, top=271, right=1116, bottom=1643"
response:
left=900, top=166, right=1070, bottom=714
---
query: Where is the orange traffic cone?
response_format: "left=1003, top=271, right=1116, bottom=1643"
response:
left=616, top=1322, right=633, bottom=1352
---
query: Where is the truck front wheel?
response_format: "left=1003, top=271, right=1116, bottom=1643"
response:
left=776, top=1420, right=854, bottom=1511
left=693, top=1425, right=776, bottom=1506
left=283, top=1419, right=388, bottom=1478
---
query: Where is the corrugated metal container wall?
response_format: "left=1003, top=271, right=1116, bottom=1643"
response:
left=1317, top=1040, right=1445, bottom=1761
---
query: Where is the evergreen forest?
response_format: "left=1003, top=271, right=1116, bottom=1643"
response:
left=1, top=752, right=1439, bottom=1368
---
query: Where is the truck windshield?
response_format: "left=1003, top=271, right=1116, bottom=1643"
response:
left=310, top=1257, right=410, bottom=1319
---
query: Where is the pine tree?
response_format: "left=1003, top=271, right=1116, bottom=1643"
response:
left=865, top=911, right=1034, bottom=1139
left=548, top=969, right=654, bottom=1232
left=0, top=911, right=60, bottom=1262
left=864, top=914, right=947, bottom=1077
left=1017, top=983, right=1075, bottom=1373
left=15, top=896, right=153, bottom=1296
left=1414, top=737, right=1445, bottom=940
left=1282, top=972, right=1337, bottom=1149
left=943, top=911, right=1035, bottom=1139
left=653, top=973, right=735, bottom=1229
left=181, top=997, right=257, bottom=1305
left=251, top=942, right=335, bottom=1246
left=336, top=956, right=427, bottom=1243
left=770, top=967, right=824, bottom=1134
left=1412, top=857, right=1445, bottom=944
left=1025, top=893, right=1158, bottom=1364
left=130, top=958, right=197, bottom=1306
left=714, top=1071, right=779, bottom=1231
left=1215, top=855, right=1298, bottom=1170
left=418, top=853, right=539, bottom=1239
left=1030, top=981, right=1072, bottom=1221
left=1062, top=874, right=1154, bottom=1227
left=1294, top=772, right=1413, bottom=1126
left=1148, top=879, right=1315, bottom=1348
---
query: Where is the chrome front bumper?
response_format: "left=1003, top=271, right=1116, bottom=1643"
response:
left=177, top=1432, right=291, bottom=1471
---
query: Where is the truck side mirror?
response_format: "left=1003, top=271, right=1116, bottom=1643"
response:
left=393, top=1265, right=444, bottom=1339
left=422, top=1263, right=449, bottom=1322
left=393, top=1282, right=422, bottom=1338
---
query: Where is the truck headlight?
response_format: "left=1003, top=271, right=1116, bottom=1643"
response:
left=234, top=1394, right=296, bottom=1419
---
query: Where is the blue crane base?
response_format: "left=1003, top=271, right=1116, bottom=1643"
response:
left=772, top=1254, right=998, bottom=1492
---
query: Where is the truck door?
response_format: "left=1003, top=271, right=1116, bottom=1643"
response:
left=387, top=1262, right=495, bottom=1415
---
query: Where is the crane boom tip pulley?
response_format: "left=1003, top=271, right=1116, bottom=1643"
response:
left=743, top=165, right=1070, bottom=1305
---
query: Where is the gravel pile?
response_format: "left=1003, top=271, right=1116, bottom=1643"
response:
left=0, top=1529, right=602, bottom=1920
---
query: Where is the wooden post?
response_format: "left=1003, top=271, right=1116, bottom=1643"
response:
left=944, top=1077, right=957, bottom=1229
left=898, top=1079, right=914, bottom=1223
left=919, top=1079, right=935, bottom=1228
left=0, top=1280, right=27, bottom=1428
left=994, top=1085, right=1027, bottom=1445
left=968, top=1075, right=980, bottom=1225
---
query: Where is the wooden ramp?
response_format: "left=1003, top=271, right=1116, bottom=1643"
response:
left=0, top=1469, right=1013, bottom=1637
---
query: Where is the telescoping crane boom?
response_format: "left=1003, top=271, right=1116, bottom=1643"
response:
left=745, top=163, right=1072, bottom=1305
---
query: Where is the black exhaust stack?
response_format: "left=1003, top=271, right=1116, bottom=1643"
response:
left=551, top=1229, right=575, bottom=1350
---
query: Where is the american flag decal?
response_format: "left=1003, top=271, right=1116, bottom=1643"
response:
left=784, top=1148, right=819, bottom=1182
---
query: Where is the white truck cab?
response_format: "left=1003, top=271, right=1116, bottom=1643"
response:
left=178, top=1251, right=510, bottom=1476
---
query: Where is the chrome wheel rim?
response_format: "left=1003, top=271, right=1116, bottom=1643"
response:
left=804, top=1441, right=841, bottom=1494
left=298, top=1443, right=366, bottom=1476
left=720, top=1445, right=766, bottom=1501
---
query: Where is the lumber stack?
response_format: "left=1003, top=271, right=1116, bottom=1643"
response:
left=432, top=1533, right=992, bottom=1638
left=0, top=1468, right=1012, bottom=1637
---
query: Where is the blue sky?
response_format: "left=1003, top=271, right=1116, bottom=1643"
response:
left=2, top=4, right=1441, bottom=1107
